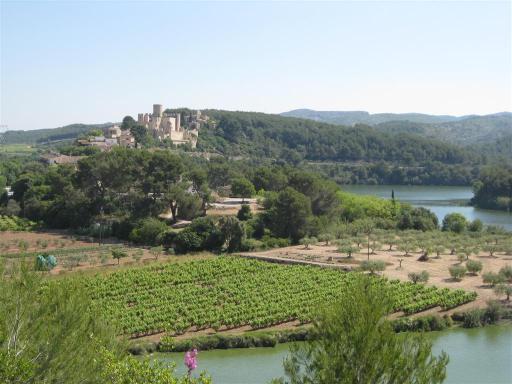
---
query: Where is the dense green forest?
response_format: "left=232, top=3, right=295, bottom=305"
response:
left=305, top=161, right=478, bottom=186
left=282, top=109, right=512, bottom=157
left=472, top=165, right=512, bottom=212
left=282, top=109, right=461, bottom=125
left=198, top=110, right=476, bottom=165
left=2, top=109, right=509, bottom=189
left=2, top=147, right=456, bottom=250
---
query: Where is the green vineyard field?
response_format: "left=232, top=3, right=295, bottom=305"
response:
left=80, top=257, right=476, bottom=337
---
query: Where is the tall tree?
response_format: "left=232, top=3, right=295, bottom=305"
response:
left=273, top=275, right=448, bottom=384
left=266, top=187, right=312, bottom=242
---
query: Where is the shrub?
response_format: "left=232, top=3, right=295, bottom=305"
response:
left=408, top=270, right=429, bottom=284
left=237, top=204, right=252, bottom=221
left=159, top=230, right=178, bottom=250
left=129, top=218, right=168, bottom=245
left=463, top=309, right=484, bottom=328
left=260, top=236, right=290, bottom=249
left=442, top=213, right=468, bottom=233
left=483, top=301, right=504, bottom=323
left=466, top=260, right=483, bottom=275
left=241, top=238, right=263, bottom=251
left=360, top=260, right=386, bottom=275
left=468, top=219, right=484, bottom=232
left=173, top=230, right=203, bottom=254
left=449, top=265, right=467, bottom=280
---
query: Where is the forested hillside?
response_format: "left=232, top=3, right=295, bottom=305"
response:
left=0, top=123, right=112, bottom=144
left=198, top=110, right=476, bottom=165
left=282, top=109, right=459, bottom=125
left=282, top=109, right=512, bottom=153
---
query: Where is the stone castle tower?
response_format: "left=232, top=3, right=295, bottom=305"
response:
left=137, top=103, right=198, bottom=148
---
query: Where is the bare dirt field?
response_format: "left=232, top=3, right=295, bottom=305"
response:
left=240, top=243, right=512, bottom=314
left=0, top=230, right=94, bottom=253
left=0, top=230, right=213, bottom=276
left=206, top=202, right=262, bottom=217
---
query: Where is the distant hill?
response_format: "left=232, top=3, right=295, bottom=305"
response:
left=199, top=110, right=476, bottom=165
left=0, top=123, right=113, bottom=144
left=281, top=109, right=512, bottom=150
left=0, top=110, right=487, bottom=166
left=281, top=109, right=461, bottom=125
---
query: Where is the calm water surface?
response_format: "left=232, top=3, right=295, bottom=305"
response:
left=342, top=185, right=512, bottom=231
left=155, top=325, right=512, bottom=384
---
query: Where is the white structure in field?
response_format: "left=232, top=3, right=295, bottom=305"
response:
left=137, top=104, right=200, bottom=148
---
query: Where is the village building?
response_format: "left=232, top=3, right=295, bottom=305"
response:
left=77, top=124, right=135, bottom=150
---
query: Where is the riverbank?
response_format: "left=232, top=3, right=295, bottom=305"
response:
left=341, top=184, right=512, bottom=230
left=129, top=303, right=512, bottom=355
left=149, top=324, right=512, bottom=384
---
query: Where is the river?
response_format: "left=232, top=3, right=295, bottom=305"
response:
left=153, top=325, right=512, bottom=384
left=341, top=185, right=512, bottom=231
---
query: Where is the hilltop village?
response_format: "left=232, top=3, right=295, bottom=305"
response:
left=41, top=104, right=206, bottom=164
left=80, top=103, right=205, bottom=149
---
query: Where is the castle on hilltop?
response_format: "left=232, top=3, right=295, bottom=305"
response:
left=137, top=104, right=206, bottom=148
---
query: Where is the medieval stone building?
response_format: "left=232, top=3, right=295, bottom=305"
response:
left=137, top=104, right=199, bottom=148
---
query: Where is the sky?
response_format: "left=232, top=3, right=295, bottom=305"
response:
left=1, top=1, right=511, bottom=131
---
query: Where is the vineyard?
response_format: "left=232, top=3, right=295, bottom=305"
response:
left=78, top=257, right=476, bottom=338
left=0, top=215, right=37, bottom=231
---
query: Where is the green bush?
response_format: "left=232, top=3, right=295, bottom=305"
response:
left=442, top=213, right=468, bottom=233
left=463, top=309, right=484, bottom=328
left=173, top=230, right=203, bottom=254
left=129, top=218, right=168, bottom=245
left=237, top=204, right=252, bottom=221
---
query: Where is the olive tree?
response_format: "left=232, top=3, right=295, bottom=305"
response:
left=449, top=265, right=467, bottom=281
left=482, top=272, right=505, bottom=287
left=408, top=270, right=430, bottom=284
left=466, top=260, right=483, bottom=275
left=299, top=237, right=317, bottom=250
left=111, top=248, right=128, bottom=265
left=360, top=260, right=386, bottom=275
left=494, top=284, right=512, bottom=301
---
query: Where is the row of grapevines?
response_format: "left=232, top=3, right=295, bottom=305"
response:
left=71, top=257, right=476, bottom=337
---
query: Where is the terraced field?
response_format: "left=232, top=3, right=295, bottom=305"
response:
left=78, top=256, right=476, bottom=338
